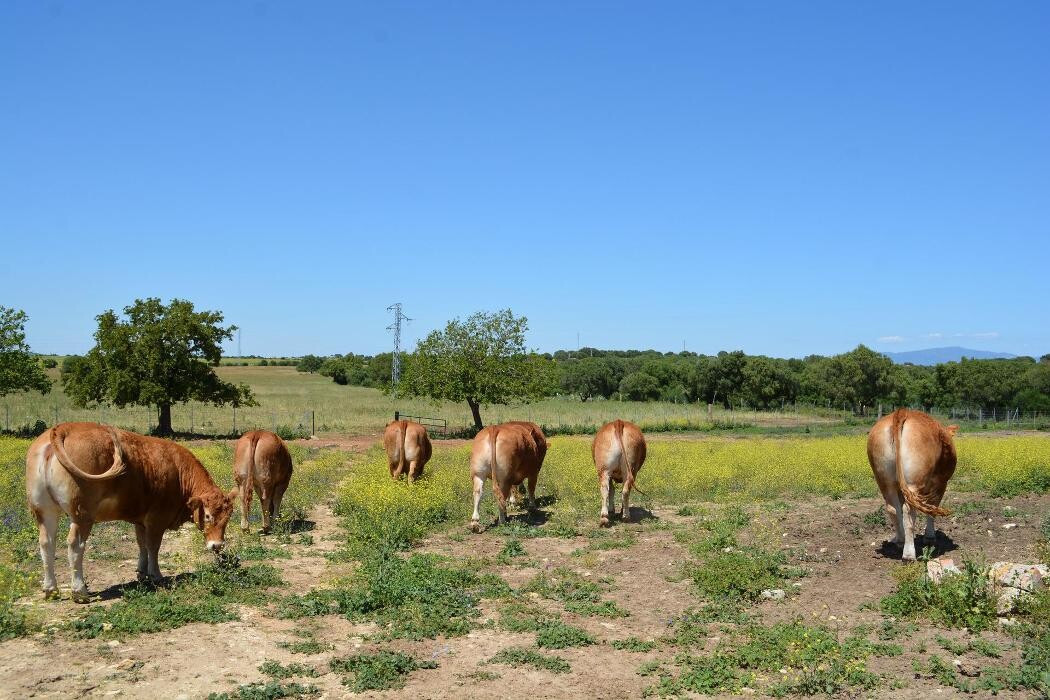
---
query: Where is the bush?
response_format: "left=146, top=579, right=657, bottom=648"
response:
left=40, top=358, right=58, bottom=369
left=329, top=651, right=436, bottom=692
left=880, top=560, right=998, bottom=632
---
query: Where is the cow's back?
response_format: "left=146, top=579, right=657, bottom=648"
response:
left=39, top=424, right=191, bottom=525
left=236, top=430, right=293, bottom=489
left=403, top=422, right=432, bottom=463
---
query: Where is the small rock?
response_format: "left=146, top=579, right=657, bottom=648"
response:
left=1002, top=523, right=1018, bottom=530
left=819, top=547, right=828, bottom=554
left=741, top=689, right=756, bottom=695
left=761, top=589, right=786, bottom=601
left=115, top=658, right=137, bottom=671
left=791, top=582, right=802, bottom=588
left=998, top=617, right=1018, bottom=627
left=927, top=556, right=962, bottom=584
left=105, top=639, right=119, bottom=647
left=722, top=546, right=734, bottom=553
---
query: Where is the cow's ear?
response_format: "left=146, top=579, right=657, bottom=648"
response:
left=188, top=497, right=203, bottom=527
left=945, top=425, right=959, bottom=438
left=226, top=487, right=239, bottom=503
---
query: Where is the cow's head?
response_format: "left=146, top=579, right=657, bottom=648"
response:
left=189, top=488, right=238, bottom=552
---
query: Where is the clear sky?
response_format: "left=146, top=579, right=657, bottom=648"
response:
left=2, top=1, right=1047, bottom=359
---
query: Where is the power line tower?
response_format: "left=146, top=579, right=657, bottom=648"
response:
left=386, top=303, right=411, bottom=394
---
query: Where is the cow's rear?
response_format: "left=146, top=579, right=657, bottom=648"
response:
left=234, top=430, right=294, bottom=533
left=469, top=421, right=547, bottom=532
left=383, top=419, right=432, bottom=481
left=867, top=409, right=957, bottom=561
left=593, top=419, right=647, bottom=526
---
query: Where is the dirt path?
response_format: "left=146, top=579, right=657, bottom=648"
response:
left=2, top=484, right=1047, bottom=698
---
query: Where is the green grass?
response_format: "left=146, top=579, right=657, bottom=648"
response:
left=329, top=651, right=437, bottom=692
left=488, top=647, right=571, bottom=674
left=612, top=637, right=659, bottom=652
left=259, top=661, right=320, bottom=679
left=535, top=620, right=596, bottom=649
left=880, top=560, right=999, bottom=632
left=207, top=681, right=319, bottom=699
left=277, top=640, right=333, bottom=655
left=71, top=562, right=283, bottom=639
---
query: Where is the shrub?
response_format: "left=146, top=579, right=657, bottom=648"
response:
left=880, top=560, right=998, bottom=632
left=329, top=651, right=436, bottom=692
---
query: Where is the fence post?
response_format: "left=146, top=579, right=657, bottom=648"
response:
left=394, top=411, right=399, bottom=421
left=312, top=410, right=315, bottom=436
left=233, top=406, right=237, bottom=434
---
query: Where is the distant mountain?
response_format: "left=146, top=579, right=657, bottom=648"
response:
left=882, top=346, right=1016, bottom=365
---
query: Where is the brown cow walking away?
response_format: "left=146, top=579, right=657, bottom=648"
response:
left=25, top=422, right=236, bottom=602
left=867, top=408, right=958, bottom=561
left=382, top=419, right=432, bottom=481
left=234, top=430, right=294, bottom=534
left=469, top=421, right=547, bottom=532
left=593, top=419, right=647, bottom=526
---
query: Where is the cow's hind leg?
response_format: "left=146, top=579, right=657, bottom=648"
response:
left=923, top=515, right=936, bottom=544
left=599, top=470, right=612, bottom=527
left=470, top=475, right=485, bottom=533
left=901, top=502, right=918, bottom=562
left=494, top=479, right=510, bottom=526
left=34, top=507, right=60, bottom=598
left=67, top=520, right=94, bottom=603
left=272, top=479, right=289, bottom=526
left=135, top=524, right=149, bottom=582
left=621, top=477, right=634, bottom=523
left=888, top=491, right=906, bottom=546
left=240, top=479, right=253, bottom=533
left=526, top=475, right=538, bottom=511
left=259, top=486, right=274, bottom=533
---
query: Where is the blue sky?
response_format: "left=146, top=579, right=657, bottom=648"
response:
left=2, top=1, right=1047, bottom=359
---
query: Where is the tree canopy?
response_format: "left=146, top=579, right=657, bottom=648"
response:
left=400, top=309, right=557, bottom=429
left=61, top=298, right=255, bottom=435
left=0, top=306, right=51, bottom=397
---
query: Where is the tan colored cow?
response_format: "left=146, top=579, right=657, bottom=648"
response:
left=25, top=422, right=236, bottom=601
left=469, top=421, right=547, bottom=532
left=233, top=430, right=294, bottom=533
left=593, top=419, right=647, bottom=526
left=867, top=408, right=958, bottom=561
left=382, top=419, right=433, bottom=481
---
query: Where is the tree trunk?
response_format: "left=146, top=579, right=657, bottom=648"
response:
left=157, top=403, right=173, bottom=436
left=467, top=399, right=483, bottom=431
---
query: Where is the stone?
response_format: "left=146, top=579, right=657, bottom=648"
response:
left=926, top=556, right=962, bottom=584
left=761, top=589, right=786, bottom=601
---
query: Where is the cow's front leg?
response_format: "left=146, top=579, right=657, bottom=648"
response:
left=599, top=470, right=612, bottom=527
left=35, top=508, right=59, bottom=598
left=470, top=475, right=484, bottom=533
left=134, top=523, right=149, bottom=582
left=144, top=526, right=165, bottom=584
left=67, top=521, right=93, bottom=603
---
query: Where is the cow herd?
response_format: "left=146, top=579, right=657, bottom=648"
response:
left=23, top=408, right=957, bottom=601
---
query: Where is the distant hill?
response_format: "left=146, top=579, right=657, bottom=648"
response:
left=882, top=346, right=1016, bottom=365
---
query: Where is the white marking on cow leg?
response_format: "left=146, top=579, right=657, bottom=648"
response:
left=924, top=515, right=936, bottom=542
left=471, top=475, right=484, bottom=532
left=67, top=522, right=92, bottom=602
left=889, top=492, right=906, bottom=545
left=621, top=480, right=632, bottom=523
left=36, top=509, right=59, bottom=596
left=145, top=527, right=164, bottom=583
left=901, top=502, right=917, bottom=561
left=134, top=524, right=149, bottom=581
left=599, top=470, right=611, bottom=527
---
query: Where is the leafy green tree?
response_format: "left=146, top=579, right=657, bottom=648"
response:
left=560, top=357, right=617, bottom=400
left=713, top=350, right=747, bottom=408
left=296, top=354, right=325, bottom=373
left=0, top=306, right=51, bottom=397
left=618, top=371, right=661, bottom=401
left=61, top=298, right=255, bottom=436
left=400, top=309, right=556, bottom=429
left=741, top=356, right=795, bottom=409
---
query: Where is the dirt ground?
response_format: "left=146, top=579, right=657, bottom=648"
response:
left=1, top=448, right=1047, bottom=698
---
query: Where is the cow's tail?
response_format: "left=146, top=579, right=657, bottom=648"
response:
left=613, top=420, right=637, bottom=491
left=51, top=424, right=127, bottom=481
left=892, top=409, right=950, bottom=517
left=241, top=431, right=262, bottom=502
left=397, top=420, right=409, bottom=476
left=489, top=426, right=500, bottom=489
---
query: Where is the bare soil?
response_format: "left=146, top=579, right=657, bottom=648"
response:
left=1, top=485, right=1047, bottom=698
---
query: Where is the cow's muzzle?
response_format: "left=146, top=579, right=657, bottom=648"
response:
left=206, top=540, right=225, bottom=552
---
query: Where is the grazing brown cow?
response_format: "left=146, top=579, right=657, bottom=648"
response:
left=867, top=408, right=958, bottom=561
left=25, top=422, right=236, bottom=601
left=233, top=430, right=294, bottom=533
left=593, top=419, right=647, bottom=526
left=469, top=421, right=547, bottom=532
left=382, top=419, right=433, bottom=481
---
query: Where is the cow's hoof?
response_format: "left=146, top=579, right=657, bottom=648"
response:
left=600, top=517, right=610, bottom=528
left=71, top=588, right=91, bottom=604
left=470, top=520, right=482, bottom=534
left=42, top=587, right=60, bottom=600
